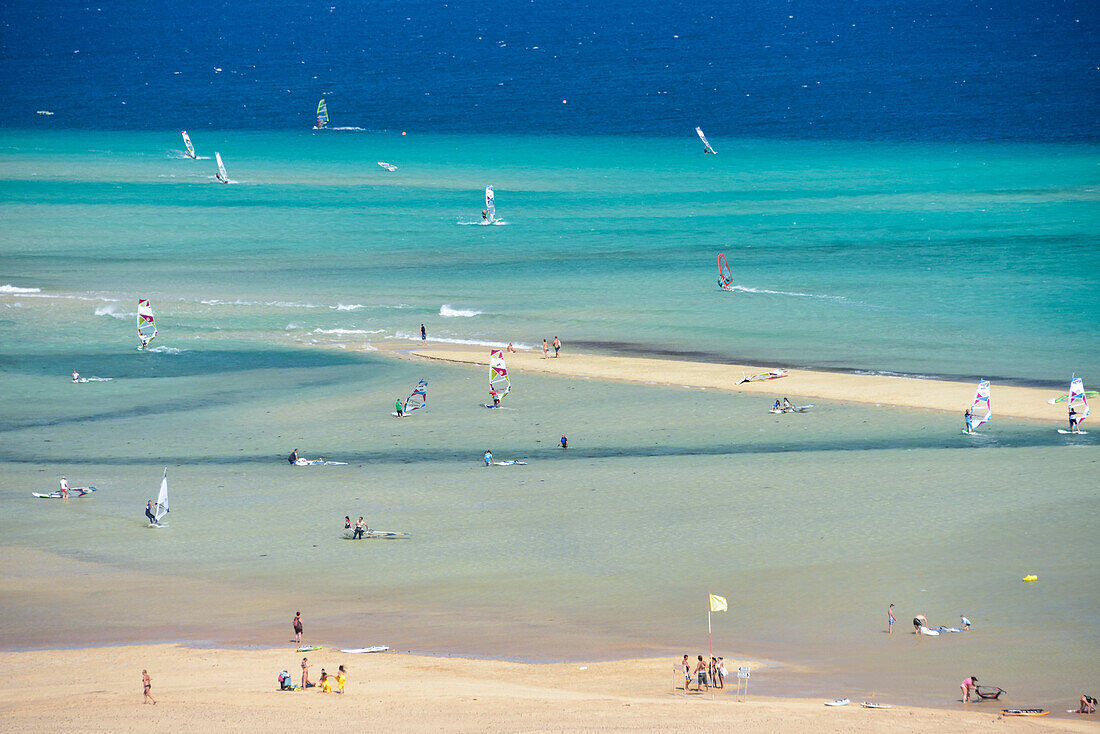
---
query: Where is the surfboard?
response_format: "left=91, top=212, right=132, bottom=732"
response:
left=296, top=645, right=323, bottom=653
left=934, top=627, right=963, bottom=633
left=1057, top=429, right=1088, bottom=434
left=339, top=646, right=389, bottom=654
left=824, top=698, right=849, bottom=706
left=32, top=487, right=95, bottom=498
left=861, top=702, right=892, bottom=709
left=342, top=530, right=411, bottom=539
left=492, top=460, right=528, bottom=466
left=918, top=627, right=940, bottom=636
left=1002, top=709, right=1048, bottom=716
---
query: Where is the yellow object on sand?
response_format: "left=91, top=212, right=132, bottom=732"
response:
left=336, top=673, right=346, bottom=692
left=321, top=678, right=333, bottom=693
left=1022, top=574, right=1038, bottom=582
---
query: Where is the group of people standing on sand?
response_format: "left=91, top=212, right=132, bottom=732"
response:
left=680, top=654, right=726, bottom=692
left=541, top=336, right=561, bottom=358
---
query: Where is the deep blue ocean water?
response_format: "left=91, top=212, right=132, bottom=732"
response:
left=3, top=0, right=1098, bottom=140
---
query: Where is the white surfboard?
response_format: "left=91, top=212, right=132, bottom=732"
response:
left=339, top=646, right=389, bottom=653
left=919, top=627, right=940, bottom=636
left=824, top=698, right=850, bottom=706
left=861, top=702, right=892, bottom=709
left=1057, top=429, right=1088, bottom=435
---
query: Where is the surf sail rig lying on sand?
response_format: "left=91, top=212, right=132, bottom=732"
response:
left=738, top=369, right=788, bottom=385
left=181, top=130, right=195, bottom=158
left=696, top=126, right=716, bottom=154
left=316, top=98, right=328, bottom=129
left=487, top=349, right=510, bottom=405
left=151, top=468, right=169, bottom=527
left=215, top=152, right=228, bottom=183
left=717, top=253, right=733, bottom=291
left=965, top=379, right=992, bottom=433
left=1068, top=376, right=1090, bottom=430
left=137, top=299, right=157, bottom=350
left=485, top=185, right=496, bottom=223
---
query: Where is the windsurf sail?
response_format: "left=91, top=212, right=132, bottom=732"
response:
left=316, top=98, right=329, bottom=128
left=485, top=185, right=495, bottom=222
left=967, top=379, right=992, bottom=431
left=1068, top=376, right=1090, bottom=429
left=696, top=126, right=716, bottom=154
left=137, top=299, right=157, bottom=349
left=404, top=380, right=428, bottom=413
left=181, top=130, right=195, bottom=158
left=717, top=253, right=733, bottom=291
left=153, top=467, right=169, bottom=524
left=738, top=369, right=788, bottom=384
left=489, top=349, right=510, bottom=402
left=215, top=152, right=228, bottom=182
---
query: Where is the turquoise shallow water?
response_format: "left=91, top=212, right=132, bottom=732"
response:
left=0, top=130, right=1097, bottom=705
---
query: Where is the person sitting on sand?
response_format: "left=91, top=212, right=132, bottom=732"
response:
left=1078, top=695, right=1096, bottom=714
left=961, top=675, right=978, bottom=703
left=336, top=665, right=347, bottom=694
left=782, top=397, right=793, bottom=411
left=773, top=399, right=782, bottom=412
left=507, top=342, right=516, bottom=353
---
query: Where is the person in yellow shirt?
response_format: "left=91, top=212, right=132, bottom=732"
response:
left=320, top=669, right=333, bottom=693
left=336, top=665, right=347, bottom=694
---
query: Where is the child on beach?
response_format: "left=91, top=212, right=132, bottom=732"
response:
left=142, top=670, right=156, bottom=704
left=961, top=675, right=978, bottom=702
left=336, top=665, right=347, bottom=694
left=543, top=339, right=549, bottom=358
left=960, top=614, right=971, bottom=630
left=320, top=669, right=333, bottom=693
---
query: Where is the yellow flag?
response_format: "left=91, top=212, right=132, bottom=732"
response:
left=709, top=593, right=728, bottom=613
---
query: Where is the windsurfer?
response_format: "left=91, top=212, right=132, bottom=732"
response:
left=145, top=500, right=157, bottom=525
left=490, top=390, right=500, bottom=407
left=395, top=398, right=404, bottom=417
left=288, top=448, right=298, bottom=465
left=964, top=408, right=973, bottom=433
left=59, top=477, right=69, bottom=499
left=353, top=517, right=367, bottom=539
left=482, top=210, right=488, bottom=222
left=1069, top=407, right=1079, bottom=433
left=72, top=371, right=80, bottom=383
left=484, top=450, right=493, bottom=466
left=781, top=398, right=793, bottom=411
left=560, top=434, right=568, bottom=449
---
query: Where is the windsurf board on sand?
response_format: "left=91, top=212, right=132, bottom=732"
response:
left=339, top=646, right=389, bottom=654
left=492, top=460, right=528, bottom=466
left=861, top=702, right=892, bottom=709
left=1057, top=429, right=1088, bottom=435
left=342, top=530, right=411, bottom=539
left=770, top=405, right=813, bottom=414
left=824, top=698, right=849, bottom=706
left=296, top=645, right=323, bottom=652
left=918, top=627, right=940, bottom=636
left=1002, top=709, right=1048, bottom=717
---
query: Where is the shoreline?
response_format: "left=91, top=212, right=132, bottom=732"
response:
left=2, top=643, right=1090, bottom=732
left=382, top=342, right=1066, bottom=423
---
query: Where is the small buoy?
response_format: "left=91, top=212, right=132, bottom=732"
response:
left=401, top=131, right=406, bottom=135
left=1022, top=574, right=1038, bottom=582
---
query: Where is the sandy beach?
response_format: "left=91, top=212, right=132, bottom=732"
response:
left=397, top=343, right=1065, bottom=422
left=2, top=644, right=1091, bottom=732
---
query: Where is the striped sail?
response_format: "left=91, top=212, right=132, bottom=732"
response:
left=137, top=299, right=157, bottom=349
left=489, top=349, right=510, bottom=402
left=1068, top=376, right=1090, bottom=428
left=485, top=185, right=495, bottom=222
left=316, top=99, right=329, bottom=128
left=968, top=380, right=992, bottom=430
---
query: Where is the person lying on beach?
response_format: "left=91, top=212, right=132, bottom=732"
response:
left=961, top=675, right=978, bottom=703
left=1077, top=695, right=1096, bottom=713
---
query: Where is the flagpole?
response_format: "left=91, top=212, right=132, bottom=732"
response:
left=708, top=610, right=713, bottom=660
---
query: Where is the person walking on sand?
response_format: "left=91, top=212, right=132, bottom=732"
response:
left=888, top=603, right=896, bottom=634
left=421, top=323, right=427, bottom=341
left=542, top=339, right=549, bottom=358
left=301, top=657, right=312, bottom=688
left=292, top=611, right=303, bottom=645
left=142, top=670, right=156, bottom=704
left=961, top=675, right=978, bottom=703
left=694, top=655, right=709, bottom=691
left=553, top=336, right=561, bottom=357
left=681, top=655, right=691, bottom=692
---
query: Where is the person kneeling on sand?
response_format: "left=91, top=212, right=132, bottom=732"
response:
left=1078, top=695, right=1097, bottom=714
left=320, top=669, right=334, bottom=693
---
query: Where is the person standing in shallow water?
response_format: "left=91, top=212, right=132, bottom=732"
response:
left=553, top=336, right=561, bottom=357
left=888, top=603, right=896, bottom=634
left=292, top=611, right=303, bottom=645
left=560, top=434, right=568, bottom=449
left=420, top=324, right=426, bottom=341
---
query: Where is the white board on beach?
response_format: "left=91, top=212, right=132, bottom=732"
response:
left=737, top=666, right=750, bottom=679
left=339, top=646, right=389, bottom=653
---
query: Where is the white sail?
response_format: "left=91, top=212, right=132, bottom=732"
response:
left=137, top=299, right=157, bottom=349
left=485, top=185, right=495, bottom=222
left=1068, top=376, right=1090, bottom=428
left=968, top=380, right=992, bottom=431
left=215, top=152, right=228, bottom=182
left=695, top=126, right=716, bottom=154
left=489, top=349, right=510, bottom=402
left=153, top=468, right=169, bottom=524
left=181, top=130, right=195, bottom=158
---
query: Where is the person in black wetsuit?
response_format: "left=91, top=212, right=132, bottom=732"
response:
left=288, top=448, right=298, bottom=464
left=560, top=434, right=568, bottom=449
left=145, top=500, right=157, bottom=525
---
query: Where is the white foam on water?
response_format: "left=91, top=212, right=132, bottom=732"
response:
left=95, top=303, right=135, bottom=319
left=440, top=305, right=482, bottom=318
left=0, top=285, right=41, bottom=294
left=313, top=328, right=385, bottom=335
left=731, top=284, right=845, bottom=300
left=145, top=346, right=183, bottom=354
left=392, top=331, right=532, bottom=350
left=333, top=304, right=365, bottom=311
